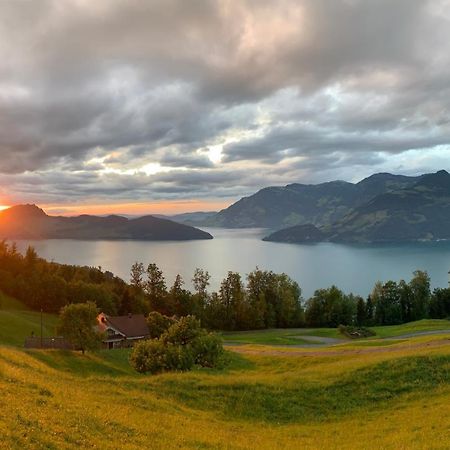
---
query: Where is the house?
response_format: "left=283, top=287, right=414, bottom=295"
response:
left=97, top=312, right=150, bottom=349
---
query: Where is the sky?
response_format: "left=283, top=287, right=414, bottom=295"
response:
left=0, top=0, right=449, bottom=215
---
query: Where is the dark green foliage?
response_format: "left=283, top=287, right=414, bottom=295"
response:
left=163, top=315, right=203, bottom=345
left=338, top=324, right=376, bottom=338
left=147, top=311, right=176, bottom=339
left=130, top=315, right=224, bottom=374
left=129, top=339, right=167, bottom=374
left=305, top=286, right=356, bottom=327
left=192, top=333, right=224, bottom=368
left=0, top=241, right=139, bottom=314
left=163, top=343, right=195, bottom=372
left=429, top=287, right=450, bottom=318
left=58, top=302, right=102, bottom=354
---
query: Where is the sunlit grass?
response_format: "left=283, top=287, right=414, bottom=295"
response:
left=1, top=335, right=450, bottom=449
left=1, top=296, right=450, bottom=448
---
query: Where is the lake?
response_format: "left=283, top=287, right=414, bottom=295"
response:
left=15, top=228, right=450, bottom=299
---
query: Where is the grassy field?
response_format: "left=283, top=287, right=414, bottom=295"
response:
left=0, top=292, right=60, bottom=347
left=1, top=295, right=450, bottom=448
left=222, top=327, right=343, bottom=345
left=1, top=336, right=450, bottom=449
left=222, top=319, right=450, bottom=345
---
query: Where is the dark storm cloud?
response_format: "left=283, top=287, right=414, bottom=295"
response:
left=0, top=0, right=449, bottom=205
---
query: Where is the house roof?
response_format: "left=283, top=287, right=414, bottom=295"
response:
left=101, top=314, right=149, bottom=338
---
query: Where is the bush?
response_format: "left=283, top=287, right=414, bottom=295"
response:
left=163, top=315, right=203, bottom=345
left=130, top=315, right=225, bottom=374
left=164, top=343, right=195, bottom=371
left=338, top=324, right=376, bottom=339
left=147, top=311, right=176, bottom=339
left=192, top=333, right=224, bottom=368
left=129, top=339, right=166, bottom=374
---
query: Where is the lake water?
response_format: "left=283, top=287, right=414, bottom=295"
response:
left=15, top=228, right=450, bottom=299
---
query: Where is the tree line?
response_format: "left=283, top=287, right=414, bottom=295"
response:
left=0, top=241, right=449, bottom=330
left=0, top=241, right=142, bottom=314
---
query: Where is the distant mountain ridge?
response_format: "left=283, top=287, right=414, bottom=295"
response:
left=203, top=172, right=422, bottom=229
left=264, top=170, right=450, bottom=244
left=0, top=205, right=213, bottom=241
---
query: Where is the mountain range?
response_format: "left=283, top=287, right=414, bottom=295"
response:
left=264, top=170, right=450, bottom=243
left=0, top=205, right=213, bottom=241
left=201, top=172, right=422, bottom=229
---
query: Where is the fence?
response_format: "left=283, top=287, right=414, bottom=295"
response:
left=24, top=336, right=74, bottom=350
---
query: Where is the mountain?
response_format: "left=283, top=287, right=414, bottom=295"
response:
left=0, top=205, right=213, bottom=241
left=264, top=170, right=450, bottom=243
left=156, top=211, right=218, bottom=226
left=205, top=173, right=420, bottom=229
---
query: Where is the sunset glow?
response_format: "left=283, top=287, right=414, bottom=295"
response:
left=42, top=200, right=230, bottom=217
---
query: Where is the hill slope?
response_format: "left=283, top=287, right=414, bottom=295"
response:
left=265, top=170, right=450, bottom=243
left=1, top=336, right=450, bottom=448
left=0, top=205, right=213, bottom=241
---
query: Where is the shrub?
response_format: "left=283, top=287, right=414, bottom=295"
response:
left=130, top=315, right=225, bottom=374
left=129, top=339, right=166, bottom=374
left=338, top=324, right=376, bottom=339
left=164, top=343, right=195, bottom=371
left=163, top=315, right=203, bottom=345
left=192, top=333, right=224, bottom=368
left=147, top=311, right=176, bottom=339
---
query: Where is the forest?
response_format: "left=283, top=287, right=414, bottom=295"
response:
left=0, top=240, right=449, bottom=330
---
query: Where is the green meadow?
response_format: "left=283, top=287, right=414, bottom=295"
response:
left=1, top=297, right=450, bottom=449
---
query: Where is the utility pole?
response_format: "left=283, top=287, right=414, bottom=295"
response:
left=40, top=308, right=43, bottom=348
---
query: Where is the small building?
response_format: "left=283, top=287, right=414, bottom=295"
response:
left=97, top=312, right=150, bottom=349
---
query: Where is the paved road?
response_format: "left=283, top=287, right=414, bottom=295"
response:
left=224, top=329, right=450, bottom=349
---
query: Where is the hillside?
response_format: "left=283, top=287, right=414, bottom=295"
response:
left=0, top=205, right=213, bottom=241
left=265, top=170, right=450, bottom=243
left=0, top=293, right=59, bottom=346
left=205, top=173, right=420, bottom=229
left=1, top=335, right=450, bottom=448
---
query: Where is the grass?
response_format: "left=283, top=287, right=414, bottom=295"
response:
left=1, top=293, right=450, bottom=448
left=222, top=319, right=450, bottom=346
left=1, top=336, right=450, bottom=449
left=371, top=319, right=450, bottom=338
left=0, top=292, right=59, bottom=347
left=222, top=327, right=342, bottom=345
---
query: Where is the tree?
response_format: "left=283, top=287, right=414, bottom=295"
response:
left=356, top=296, right=366, bottom=326
left=305, top=286, right=355, bottom=327
left=409, top=270, right=431, bottom=320
left=429, top=288, right=450, bottom=318
left=169, top=274, right=193, bottom=316
left=58, top=302, right=102, bottom=354
left=145, top=263, right=168, bottom=313
left=372, top=281, right=402, bottom=325
left=219, top=271, right=247, bottom=330
left=130, top=262, right=145, bottom=288
left=192, top=268, right=210, bottom=299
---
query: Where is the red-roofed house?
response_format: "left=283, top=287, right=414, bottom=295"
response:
left=97, top=312, right=150, bottom=349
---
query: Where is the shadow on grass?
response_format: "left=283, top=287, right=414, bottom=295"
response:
left=27, top=348, right=136, bottom=377
left=153, top=354, right=450, bottom=424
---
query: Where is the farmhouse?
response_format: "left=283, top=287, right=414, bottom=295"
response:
left=97, top=312, right=150, bottom=349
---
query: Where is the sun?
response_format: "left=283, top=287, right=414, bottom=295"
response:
left=0, top=205, right=9, bottom=211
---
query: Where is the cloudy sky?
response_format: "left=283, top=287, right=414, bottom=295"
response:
left=1, top=0, right=449, bottom=214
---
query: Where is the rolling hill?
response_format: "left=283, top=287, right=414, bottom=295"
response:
left=0, top=205, right=213, bottom=241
